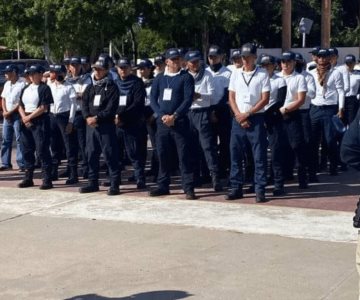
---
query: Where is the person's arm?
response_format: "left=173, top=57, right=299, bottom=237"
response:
left=173, top=73, right=194, bottom=117
left=150, top=75, right=163, bottom=118
left=335, top=71, right=345, bottom=118
left=306, top=73, right=316, bottom=100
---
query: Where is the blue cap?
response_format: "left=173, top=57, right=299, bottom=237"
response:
left=260, top=55, right=276, bottom=65
left=70, top=56, right=81, bottom=65
left=23, top=68, right=30, bottom=75
left=28, top=64, right=45, bottom=74
left=241, top=43, right=257, bottom=57
left=91, top=55, right=111, bottom=69
left=280, top=51, right=295, bottom=61
left=81, top=57, right=90, bottom=64
left=49, top=64, right=56, bottom=72
left=344, top=54, right=356, bottom=63
left=4, top=64, right=19, bottom=73
left=154, top=54, right=165, bottom=64
left=316, top=48, right=330, bottom=57
left=117, top=57, right=131, bottom=68
left=208, top=45, right=222, bottom=56
left=309, top=46, right=320, bottom=55
left=53, top=64, right=67, bottom=73
left=230, top=49, right=242, bottom=59
left=63, top=57, right=71, bottom=65
left=165, top=48, right=181, bottom=60
left=332, top=115, right=346, bottom=134
left=328, top=47, right=338, bottom=56
left=178, top=47, right=188, bottom=57
left=136, top=58, right=153, bottom=69
left=294, top=53, right=304, bottom=62
left=185, top=50, right=202, bottom=62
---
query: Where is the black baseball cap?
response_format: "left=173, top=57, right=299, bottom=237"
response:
left=241, top=43, right=257, bottom=57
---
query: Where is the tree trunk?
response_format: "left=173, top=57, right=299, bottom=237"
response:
left=282, top=0, right=292, bottom=51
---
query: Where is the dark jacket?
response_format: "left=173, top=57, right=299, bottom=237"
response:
left=82, top=75, right=119, bottom=123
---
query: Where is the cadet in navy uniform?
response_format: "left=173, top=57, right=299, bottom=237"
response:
left=149, top=48, right=196, bottom=200
left=48, top=64, right=78, bottom=185
left=137, top=58, right=158, bottom=181
left=227, top=43, right=270, bottom=202
left=80, top=56, right=120, bottom=195
left=206, top=45, right=232, bottom=178
left=67, top=56, right=92, bottom=179
left=261, top=55, right=288, bottom=196
left=18, top=65, right=54, bottom=189
left=115, top=57, right=147, bottom=189
left=185, top=50, right=223, bottom=192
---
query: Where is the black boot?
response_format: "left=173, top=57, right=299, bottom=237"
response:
left=39, top=180, right=53, bottom=190
left=212, top=173, right=223, bottom=192
left=65, top=166, right=79, bottom=185
left=18, top=170, right=34, bottom=188
left=51, top=164, right=59, bottom=181
left=79, top=180, right=99, bottom=193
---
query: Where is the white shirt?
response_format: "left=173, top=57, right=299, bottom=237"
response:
left=279, top=71, right=307, bottom=108
left=265, top=73, right=286, bottom=110
left=70, top=75, right=92, bottom=111
left=300, top=70, right=316, bottom=110
left=49, top=81, right=77, bottom=123
left=229, top=67, right=270, bottom=113
left=1, top=79, right=25, bottom=111
left=21, top=84, right=40, bottom=113
left=310, top=67, right=345, bottom=109
left=346, top=71, right=360, bottom=97
left=189, top=69, right=215, bottom=109
left=335, top=64, right=350, bottom=94
left=206, top=65, right=231, bottom=105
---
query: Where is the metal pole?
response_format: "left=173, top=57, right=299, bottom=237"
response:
left=302, top=33, right=306, bottom=48
left=16, top=28, right=20, bottom=59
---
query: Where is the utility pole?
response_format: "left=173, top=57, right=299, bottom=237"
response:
left=321, top=0, right=331, bottom=47
left=282, top=0, right=292, bottom=51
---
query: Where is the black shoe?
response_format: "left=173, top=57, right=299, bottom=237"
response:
left=225, top=190, right=243, bottom=201
left=18, top=179, right=34, bottom=188
left=308, top=175, right=319, bottom=183
left=185, top=190, right=197, bottom=200
left=273, top=188, right=285, bottom=197
left=136, top=180, right=146, bottom=189
left=0, top=166, right=12, bottom=171
left=245, top=185, right=255, bottom=194
left=149, top=188, right=170, bottom=197
left=298, top=182, right=308, bottom=189
left=256, top=192, right=266, bottom=203
left=39, top=181, right=53, bottom=190
left=79, top=185, right=99, bottom=193
left=107, top=187, right=120, bottom=196
left=65, top=177, right=79, bottom=185
left=212, top=175, right=223, bottom=192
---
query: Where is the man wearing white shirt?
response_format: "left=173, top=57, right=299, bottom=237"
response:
left=227, top=48, right=242, bottom=73
left=343, top=54, right=360, bottom=126
left=206, top=45, right=232, bottom=178
left=0, top=65, right=26, bottom=171
left=309, top=48, right=345, bottom=179
left=186, top=50, right=222, bottom=192
left=227, top=43, right=270, bottom=202
left=279, top=51, right=308, bottom=189
left=329, top=47, right=350, bottom=95
left=48, top=64, right=78, bottom=184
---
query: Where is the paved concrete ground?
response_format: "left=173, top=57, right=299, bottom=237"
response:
left=0, top=187, right=358, bottom=300
left=0, top=144, right=359, bottom=299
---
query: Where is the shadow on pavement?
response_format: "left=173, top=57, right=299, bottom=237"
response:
left=64, top=290, right=193, bottom=300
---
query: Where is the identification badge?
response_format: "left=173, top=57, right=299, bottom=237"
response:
left=163, top=88, right=172, bottom=101
left=119, top=95, right=127, bottom=106
left=243, top=94, right=251, bottom=103
left=94, top=95, right=101, bottom=107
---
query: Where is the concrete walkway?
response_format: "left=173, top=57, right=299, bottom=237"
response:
left=0, top=187, right=358, bottom=299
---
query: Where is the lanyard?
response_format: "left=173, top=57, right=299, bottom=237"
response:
left=241, top=67, right=258, bottom=87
